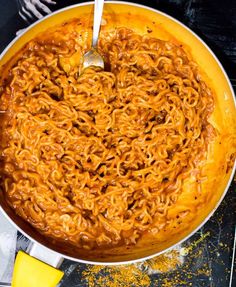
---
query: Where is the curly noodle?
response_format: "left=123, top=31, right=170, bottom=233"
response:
left=0, top=24, right=214, bottom=250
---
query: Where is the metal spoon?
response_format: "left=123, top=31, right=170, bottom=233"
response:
left=80, top=0, right=105, bottom=74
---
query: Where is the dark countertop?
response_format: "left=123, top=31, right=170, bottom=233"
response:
left=0, top=1, right=235, bottom=286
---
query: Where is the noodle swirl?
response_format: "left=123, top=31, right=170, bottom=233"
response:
left=0, top=24, right=214, bottom=249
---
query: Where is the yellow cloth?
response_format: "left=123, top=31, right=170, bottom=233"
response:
left=12, top=251, right=64, bottom=287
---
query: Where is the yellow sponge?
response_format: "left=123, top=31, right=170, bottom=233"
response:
left=12, top=251, right=64, bottom=287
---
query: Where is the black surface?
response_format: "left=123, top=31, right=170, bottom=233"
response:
left=0, top=1, right=235, bottom=286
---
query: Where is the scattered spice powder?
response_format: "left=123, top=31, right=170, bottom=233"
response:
left=141, top=249, right=183, bottom=274
left=81, top=248, right=183, bottom=287
left=180, top=231, right=211, bottom=256
left=80, top=230, right=229, bottom=287
left=82, top=264, right=151, bottom=287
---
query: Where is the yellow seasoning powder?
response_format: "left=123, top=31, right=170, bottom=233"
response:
left=82, top=247, right=183, bottom=287
left=141, top=249, right=183, bottom=274
left=82, top=264, right=151, bottom=287
left=81, top=232, right=214, bottom=287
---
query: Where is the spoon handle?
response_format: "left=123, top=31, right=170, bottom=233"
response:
left=92, top=0, right=105, bottom=48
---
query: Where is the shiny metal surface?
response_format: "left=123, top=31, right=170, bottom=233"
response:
left=81, top=48, right=104, bottom=73
left=81, top=0, right=104, bottom=74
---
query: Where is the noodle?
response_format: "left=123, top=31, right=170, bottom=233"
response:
left=0, top=22, right=214, bottom=250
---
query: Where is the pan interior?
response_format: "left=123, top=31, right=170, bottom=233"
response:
left=0, top=2, right=235, bottom=264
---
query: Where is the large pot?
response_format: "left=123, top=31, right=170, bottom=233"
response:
left=0, top=1, right=235, bottom=270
